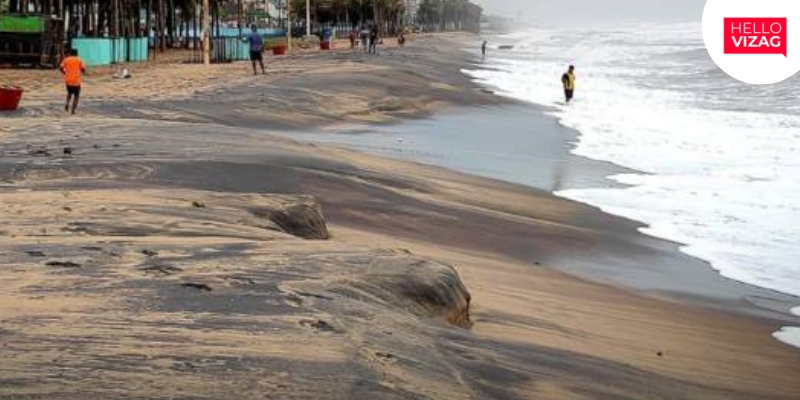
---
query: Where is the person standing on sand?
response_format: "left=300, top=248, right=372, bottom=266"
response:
left=349, top=30, right=357, bottom=49
left=561, top=65, right=576, bottom=103
left=481, top=40, right=488, bottom=58
left=244, top=25, right=266, bottom=75
left=361, top=26, right=369, bottom=53
left=59, top=48, right=86, bottom=115
left=369, top=25, right=379, bottom=54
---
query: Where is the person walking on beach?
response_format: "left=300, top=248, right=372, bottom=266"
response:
left=60, top=48, right=86, bottom=115
left=349, top=30, right=357, bottom=49
left=369, top=25, right=379, bottom=54
left=481, top=40, right=488, bottom=58
left=561, top=65, right=576, bottom=103
left=244, top=25, right=266, bottom=75
left=361, top=26, right=369, bottom=53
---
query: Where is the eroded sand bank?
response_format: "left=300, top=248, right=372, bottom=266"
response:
left=1, top=34, right=799, bottom=399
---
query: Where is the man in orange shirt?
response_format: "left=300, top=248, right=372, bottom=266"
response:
left=60, top=49, right=86, bottom=114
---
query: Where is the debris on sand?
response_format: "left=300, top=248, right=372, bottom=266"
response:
left=299, top=319, right=337, bottom=333
left=28, top=147, right=51, bottom=157
left=294, top=291, right=333, bottom=301
left=224, top=276, right=255, bottom=285
left=45, top=261, right=82, bottom=268
left=113, top=69, right=133, bottom=79
left=180, top=282, right=212, bottom=292
left=141, top=264, right=184, bottom=276
left=141, top=249, right=159, bottom=257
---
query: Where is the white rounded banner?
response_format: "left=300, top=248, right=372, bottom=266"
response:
left=703, top=0, right=800, bottom=84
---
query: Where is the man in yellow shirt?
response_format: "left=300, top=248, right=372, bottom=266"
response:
left=60, top=49, right=87, bottom=114
left=561, top=65, right=576, bottom=103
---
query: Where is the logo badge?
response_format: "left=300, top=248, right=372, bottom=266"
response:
left=703, top=0, right=800, bottom=84
left=723, top=18, right=787, bottom=57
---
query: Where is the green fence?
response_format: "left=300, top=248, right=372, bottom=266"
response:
left=128, top=38, right=148, bottom=62
left=0, top=16, right=44, bottom=33
left=221, top=37, right=250, bottom=61
left=71, top=37, right=149, bottom=66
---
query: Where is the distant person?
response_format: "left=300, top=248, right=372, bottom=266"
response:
left=360, top=27, right=369, bottom=52
left=561, top=65, right=576, bottom=103
left=398, top=32, right=406, bottom=47
left=244, top=25, right=265, bottom=75
left=369, top=25, right=379, bottom=54
left=59, top=48, right=86, bottom=114
left=349, top=30, right=357, bottom=49
left=481, top=40, right=488, bottom=57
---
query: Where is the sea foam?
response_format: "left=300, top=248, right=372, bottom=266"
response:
left=466, top=23, right=800, bottom=347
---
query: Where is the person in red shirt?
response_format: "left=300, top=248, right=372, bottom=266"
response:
left=60, top=49, right=86, bottom=114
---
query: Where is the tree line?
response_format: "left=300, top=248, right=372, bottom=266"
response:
left=416, top=0, right=481, bottom=33
left=287, top=0, right=481, bottom=33
left=1, top=0, right=482, bottom=41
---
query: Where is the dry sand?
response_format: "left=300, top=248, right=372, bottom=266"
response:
left=1, top=33, right=799, bottom=399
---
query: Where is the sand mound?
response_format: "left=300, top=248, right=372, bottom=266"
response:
left=333, top=256, right=472, bottom=326
left=0, top=186, right=478, bottom=399
left=253, top=195, right=330, bottom=240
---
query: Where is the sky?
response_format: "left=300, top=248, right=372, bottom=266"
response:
left=472, top=0, right=707, bottom=25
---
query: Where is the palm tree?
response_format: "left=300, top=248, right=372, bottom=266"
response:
left=413, top=0, right=478, bottom=32
left=5, top=0, right=476, bottom=39
left=417, top=0, right=442, bottom=31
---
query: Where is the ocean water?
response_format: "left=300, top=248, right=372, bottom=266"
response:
left=465, top=22, right=800, bottom=347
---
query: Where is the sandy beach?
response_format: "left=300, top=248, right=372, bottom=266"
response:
left=1, top=33, right=799, bottom=399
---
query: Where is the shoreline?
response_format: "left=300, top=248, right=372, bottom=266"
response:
left=1, top=33, right=799, bottom=399
left=261, top=99, right=800, bottom=326
left=462, top=32, right=800, bottom=346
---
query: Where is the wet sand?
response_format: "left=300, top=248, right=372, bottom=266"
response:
left=272, top=104, right=634, bottom=191
left=1, top=33, right=799, bottom=399
left=274, top=104, right=800, bottom=321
